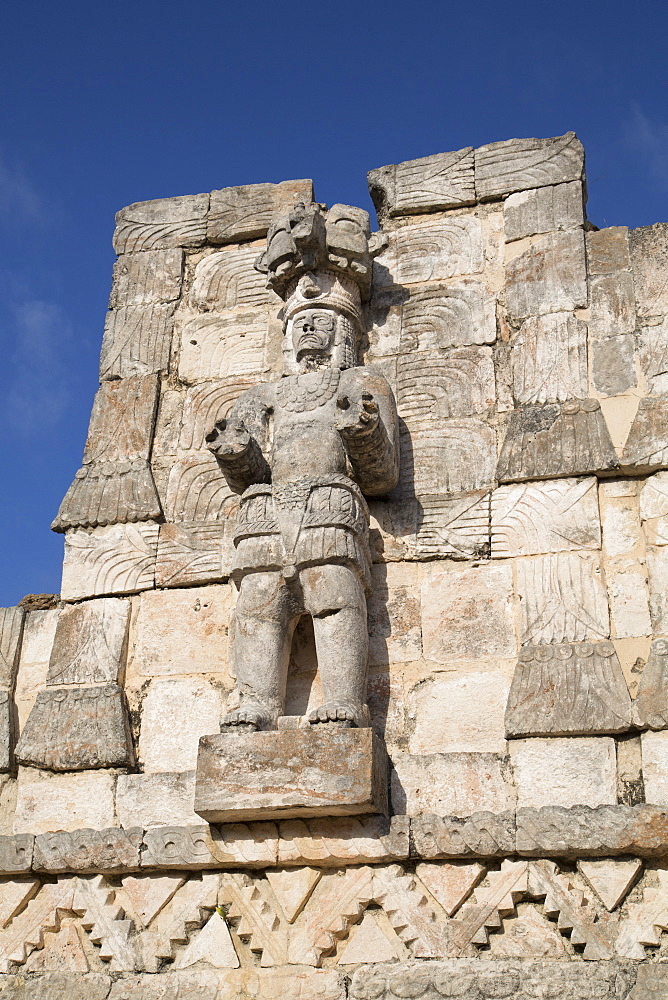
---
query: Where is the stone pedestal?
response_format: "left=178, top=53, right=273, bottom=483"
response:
left=193, top=727, right=387, bottom=822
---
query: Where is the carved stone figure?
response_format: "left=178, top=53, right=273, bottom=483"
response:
left=206, top=202, right=398, bottom=730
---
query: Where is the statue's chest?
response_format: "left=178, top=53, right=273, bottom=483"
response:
left=274, top=370, right=341, bottom=414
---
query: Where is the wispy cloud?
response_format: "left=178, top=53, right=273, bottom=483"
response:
left=4, top=300, right=73, bottom=435
left=624, top=104, right=668, bottom=190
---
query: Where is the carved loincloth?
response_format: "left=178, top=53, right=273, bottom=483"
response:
left=233, top=474, right=371, bottom=589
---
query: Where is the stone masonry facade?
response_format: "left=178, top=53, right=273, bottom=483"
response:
left=1, top=134, right=668, bottom=996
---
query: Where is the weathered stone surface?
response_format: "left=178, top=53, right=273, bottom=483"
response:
left=162, top=455, right=235, bottom=522
left=0, top=880, right=39, bottom=927
left=515, top=803, right=668, bottom=858
left=412, top=811, right=516, bottom=858
left=503, top=181, right=584, bottom=241
left=45, top=598, right=129, bottom=686
left=510, top=737, right=617, bottom=808
left=24, top=924, right=90, bottom=972
left=637, top=317, right=668, bottom=388
left=504, top=229, right=587, bottom=320
left=338, top=909, right=405, bottom=964
left=32, top=827, right=141, bottom=873
left=132, top=585, right=234, bottom=677
left=634, top=638, right=668, bottom=729
left=505, top=640, right=632, bottom=737
left=194, top=728, right=387, bottom=822
left=629, top=965, right=668, bottom=999
left=475, top=131, right=585, bottom=199
left=174, top=909, right=240, bottom=969
left=592, top=334, right=637, bottom=395
left=113, top=193, right=209, bottom=253
left=155, top=522, right=229, bottom=588
left=397, top=344, right=495, bottom=415
left=647, top=546, right=668, bottom=635
left=0, top=609, right=24, bottom=690
left=119, top=872, right=185, bottom=927
left=415, top=861, right=484, bottom=916
left=641, top=730, right=668, bottom=805
left=380, top=216, right=483, bottom=285
left=108, top=969, right=346, bottom=1000
left=578, top=858, right=642, bottom=911
left=510, top=312, right=588, bottom=404
left=421, top=561, right=516, bottom=661
left=367, top=563, right=421, bottom=666
left=0, top=973, right=113, bottom=999
left=176, top=309, right=268, bottom=383
left=116, top=772, right=200, bottom=829
left=415, top=491, right=491, bottom=560
left=189, top=245, right=269, bottom=311
left=491, top=477, right=600, bottom=557
left=207, top=179, right=313, bottom=244
left=622, top=395, right=668, bottom=472
left=606, top=558, right=652, bottom=640
left=516, top=551, right=609, bottom=645
left=109, top=248, right=184, bottom=309
left=391, top=753, right=515, bottom=818
left=14, top=770, right=116, bottom=834
left=138, top=677, right=223, bottom=773
left=409, top=671, right=510, bottom=753
left=630, top=222, right=668, bottom=319
left=589, top=272, right=637, bottom=338
left=176, top=379, right=257, bottom=453
left=15, top=684, right=133, bottom=771
left=140, top=822, right=278, bottom=868
left=100, top=302, right=175, bottom=381
left=0, top=836, right=33, bottom=874
left=403, top=416, right=496, bottom=497
left=588, top=226, right=632, bottom=274
left=53, top=376, right=161, bottom=532
left=266, top=867, right=321, bottom=922
left=60, top=523, right=159, bottom=601
left=276, top=815, right=409, bottom=866
left=496, top=400, right=618, bottom=482
left=368, top=148, right=475, bottom=219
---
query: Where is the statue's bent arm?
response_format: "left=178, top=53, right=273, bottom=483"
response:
left=337, top=367, right=400, bottom=496
left=205, top=386, right=271, bottom=495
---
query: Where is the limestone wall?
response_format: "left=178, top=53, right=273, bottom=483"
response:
left=1, top=133, right=668, bottom=993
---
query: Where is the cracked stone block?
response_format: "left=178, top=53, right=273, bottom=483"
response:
left=503, top=181, right=584, bottom=242
left=510, top=737, right=617, bottom=808
left=475, top=132, right=584, bottom=199
left=368, top=147, right=475, bottom=219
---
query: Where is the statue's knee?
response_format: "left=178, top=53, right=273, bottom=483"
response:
left=301, top=564, right=365, bottom=617
left=235, top=572, right=285, bottom=620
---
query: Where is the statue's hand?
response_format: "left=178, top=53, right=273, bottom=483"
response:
left=205, top=419, right=251, bottom=458
left=334, top=390, right=379, bottom=438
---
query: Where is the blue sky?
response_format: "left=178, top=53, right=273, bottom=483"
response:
left=1, top=0, right=667, bottom=605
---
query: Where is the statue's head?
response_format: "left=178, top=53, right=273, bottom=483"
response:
left=255, top=202, right=387, bottom=375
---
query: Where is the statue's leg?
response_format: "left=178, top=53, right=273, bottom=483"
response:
left=301, top=564, right=369, bottom=727
left=223, top=571, right=300, bottom=731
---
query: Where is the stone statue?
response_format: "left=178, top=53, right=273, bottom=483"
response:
left=206, top=202, right=399, bottom=730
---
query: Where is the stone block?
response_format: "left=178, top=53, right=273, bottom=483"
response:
left=605, top=557, right=652, bottom=639
left=188, top=245, right=269, bottom=311
left=350, top=959, right=630, bottom=1000
left=646, top=546, right=668, bottom=634
left=0, top=608, right=24, bottom=689
left=592, top=334, right=637, bottom=395
left=131, top=585, right=234, bottom=677
left=514, top=802, right=668, bottom=858
left=638, top=317, right=668, bottom=388
left=381, top=216, right=483, bottom=285
left=0, top=973, right=114, bottom=999
left=622, top=394, right=668, bottom=472
left=60, top=523, right=159, bottom=601
left=640, top=473, right=668, bottom=548
left=496, top=400, right=618, bottom=482
left=15, top=684, right=133, bottom=771
left=276, top=815, right=408, bottom=866
left=367, top=563, right=421, bottom=666
left=32, top=826, right=142, bottom=873
left=391, top=752, right=515, bottom=817
left=399, top=282, right=497, bottom=353
left=194, top=728, right=387, bottom=822
left=176, top=308, right=268, bottom=383
left=53, top=375, right=162, bottom=533
left=590, top=270, right=637, bottom=341
left=14, top=610, right=58, bottom=732
left=634, top=638, right=668, bottom=729
left=409, top=671, right=510, bottom=753
left=641, top=730, right=668, bottom=805
left=510, top=737, right=617, bottom=808
left=113, top=192, right=209, bottom=253
left=116, top=772, right=200, bottom=829
left=600, top=480, right=644, bottom=555
left=421, top=561, right=517, bottom=662
left=630, top=965, right=668, bottom=999
left=109, top=969, right=346, bottom=1000
left=474, top=131, right=584, bottom=199
left=491, top=477, right=600, bottom=557
left=517, top=551, right=609, bottom=645
left=14, top=769, right=116, bottom=834
left=510, top=312, right=588, bottom=404
left=162, top=455, right=235, bottom=522
left=141, top=821, right=278, bottom=868
left=207, top=179, right=313, bottom=244
left=411, top=811, right=516, bottom=859
left=0, top=834, right=33, bottom=874
left=503, top=181, right=584, bottom=242
left=504, top=229, right=587, bottom=321
left=415, top=491, right=491, bottom=560
left=587, top=226, right=631, bottom=274
left=403, top=417, right=496, bottom=498
left=505, top=640, right=632, bottom=737
left=397, top=345, right=495, bottom=417
left=109, top=248, right=184, bottom=308
left=100, top=302, right=176, bottom=380
left=368, top=148, right=475, bottom=219
left=138, top=677, right=223, bottom=772
left=45, top=598, right=129, bottom=686
left=630, top=222, right=668, bottom=319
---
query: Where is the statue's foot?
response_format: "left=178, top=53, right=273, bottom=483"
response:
left=308, top=701, right=359, bottom=727
left=221, top=702, right=270, bottom=732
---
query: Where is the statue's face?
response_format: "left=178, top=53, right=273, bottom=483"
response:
left=291, top=309, right=336, bottom=367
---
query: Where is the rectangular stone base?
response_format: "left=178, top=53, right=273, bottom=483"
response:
left=194, top=727, right=388, bottom=822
